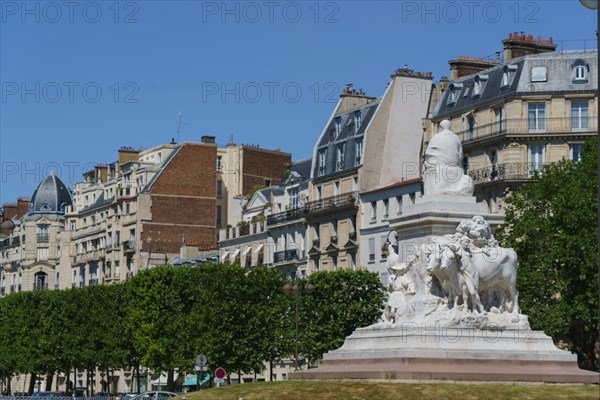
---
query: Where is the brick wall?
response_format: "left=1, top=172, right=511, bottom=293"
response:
left=141, top=143, right=218, bottom=251
left=242, top=147, right=291, bottom=195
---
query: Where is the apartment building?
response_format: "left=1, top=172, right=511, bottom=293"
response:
left=423, top=33, right=598, bottom=212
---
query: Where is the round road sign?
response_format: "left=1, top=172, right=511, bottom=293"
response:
left=215, top=367, right=227, bottom=380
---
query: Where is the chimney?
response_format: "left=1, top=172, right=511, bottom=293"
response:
left=502, top=32, right=556, bottom=62
left=448, top=56, right=498, bottom=80
left=17, top=197, right=30, bottom=218
left=391, top=65, right=434, bottom=80
left=338, top=83, right=377, bottom=112
left=118, top=146, right=140, bottom=167
left=3, top=203, right=18, bottom=220
left=201, top=135, right=216, bottom=144
left=438, top=76, right=450, bottom=92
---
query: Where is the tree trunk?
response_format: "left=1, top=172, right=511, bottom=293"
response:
left=45, top=374, right=53, bottom=391
left=135, top=362, right=141, bottom=393
left=269, top=361, right=273, bottom=381
left=28, top=373, right=36, bottom=394
left=166, top=369, right=174, bottom=392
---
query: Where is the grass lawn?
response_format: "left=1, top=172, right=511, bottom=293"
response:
left=182, top=380, right=599, bottom=400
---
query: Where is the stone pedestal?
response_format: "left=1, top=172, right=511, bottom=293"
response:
left=291, top=325, right=599, bottom=383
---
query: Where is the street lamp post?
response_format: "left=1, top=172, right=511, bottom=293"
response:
left=283, top=278, right=314, bottom=371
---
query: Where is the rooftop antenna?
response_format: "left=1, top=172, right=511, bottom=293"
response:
left=176, top=112, right=183, bottom=143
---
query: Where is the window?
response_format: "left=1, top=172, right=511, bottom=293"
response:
left=354, top=110, right=362, bottom=133
left=571, top=101, right=589, bottom=130
left=531, top=66, right=547, bottom=82
left=289, top=186, right=300, bottom=209
left=331, top=219, right=337, bottom=238
left=573, top=61, right=587, bottom=82
left=115, top=231, right=121, bottom=247
left=264, top=179, right=271, bottom=187
left=355, top=138, right=364, bottom=166
left=216, top=180, right=222, bottom=197
left=495, top=107, right=504, bottom=133
left=447, top=84, right=461, bottom=104
left=125, top=203, right=131, bottom=215
left=316, top=187, right=322, bottom=201
left=216, top=155, right=223, bottom=171
left=383, top=199, right=389, bottom=219
left=466, top=115, right=476, bottom=140
left=334, top=181, right=340, bottom=196
left=216, top=205, right=222, bottom=225
left=489, top=150, right=498, bottom=178
left=501, top=71, right=509, bottom=87
left=70, top=220, right=76, bottom=230
left=528, top=144, right=545, bottom=174
left=501, top=65, right=517, bottom=87
left=334, top=116, right=342, bottom=135
left=37, top=224, right=49, bottom=241
left=473, top=80, right=481, bottom=96
left=370, top=202, right=377, bottom=222
left=570, top=144, right=583, bottom=163
left=396, top=196, right=403, bottom=215
left=318, top=149, right=327, bottom=176
left=368, top=238, right=375, bottom=262
left=336, top=143, right=345, bottom=171
left=528, top=103, right=546, bottom=132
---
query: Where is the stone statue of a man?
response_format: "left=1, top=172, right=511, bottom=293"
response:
left=423, top=120, right=474, bottom=196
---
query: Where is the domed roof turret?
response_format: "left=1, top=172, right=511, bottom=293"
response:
left=28, top=172, right=73, bottom=215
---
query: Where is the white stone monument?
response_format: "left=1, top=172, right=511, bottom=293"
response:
left=293, top=121, right=598, bottom=384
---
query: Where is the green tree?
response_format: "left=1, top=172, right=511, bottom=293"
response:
left=299, top=269, right=385, bottom=364
left=496, top=138, right=598, bottom=370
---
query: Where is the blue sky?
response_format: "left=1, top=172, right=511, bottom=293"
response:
left=0, top=0, right=597, bottom=204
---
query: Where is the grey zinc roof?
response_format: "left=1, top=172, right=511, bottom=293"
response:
left=313, top=101, right=380, bottom=179
left=290, top=157, right=312, bottom=180
left=433, top=49, right=598, bottom=119
left=27, top=172, right=73, bottom=216
left=79, top=191, right=115, bottom=214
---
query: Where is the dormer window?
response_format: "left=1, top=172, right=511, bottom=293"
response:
left=355, top=138, right=364, bottom=166
left=354, top=110, right=362, bottom=133
left=318, top=148, right=327, bottom=176
left=336, top=143, right=345, bottom=171
left=501, top=65, right=518, bottom=88
left=573, top=60, right=588, bottom=82
left=472, top=75, right=488, bottom=97
left=531, top=66, right=547, bottom=82
left=446, top=83, right=462, bottom=105
left=334, top=116, right=342, bottom=135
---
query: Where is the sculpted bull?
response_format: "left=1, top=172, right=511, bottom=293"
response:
left=426, top=238, right=520, bottom=314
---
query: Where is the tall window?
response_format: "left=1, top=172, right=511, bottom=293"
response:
left=336, top=143, right=345, bottom=171
left=334, top=116, right=342, bottom=135
left=528, top=103, right=546, bottom=132
left=571, top=101, right=589, bottom=130
left=318, top=149, right=327, bottom=176
left=37, top=224, right=49, bottom=241
left=288, top=186, right=300, bottom=209
left=501, top=70, right=509, bottom=87
left=355, top=138, right=364, bottom=166
left=495, top=107, right=504, bottom=133
left=370, top=201, right=377, bottom=222
left=216, top=155, right=223, bottom=171
left=70, top=220, right=76, bottom=230
left=383, top=199, right=389, bottom=219
left=216, top=205, right=222, bottom=225
left=354, top=110, right=362, bottom=133
left=528, top=144, right=545, bottom=174
left=466, top=115, right=476, bottom=140
left=216, top=180, right=223, bottom=197
left=368, top=238, right=375, bottom=261
left=473, top=79, right=481, bottom=96
left=115, top=231, right=121, bottom=247
left=570, top=144, right=583, bottom=163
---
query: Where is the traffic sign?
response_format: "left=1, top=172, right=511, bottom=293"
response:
left=196, top=354, right=207, bottom=367
left=215, top=367, right=227, bottom=380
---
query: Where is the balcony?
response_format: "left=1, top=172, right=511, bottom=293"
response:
left=33, top=282, right=48, bottom=291
left=89, top=278, right=99, bottom=286
left=267, top=208, right=305, bottom=226
left=469, top=162, right=548, bottom=185
left=36, top=233, right=49, bottom=242
left=304, top=191, right=358, bottom=216
left=273, top=249, right=299, bottom=264
left=454, top=117, right=598, bottom=147
left=123, top=241, right=137, bottom=254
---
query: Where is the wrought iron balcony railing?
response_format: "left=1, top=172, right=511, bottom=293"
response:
left=304, top=191, right=358, bottom=215
left=273, top=249, right=299, bottom=264
left=33, top=282, right=49, bottom=291
left=454, top=117, right=597, bottom=144
left=36, top=233, right=49, bottom=242
left=267, top=208, right=305, bottom=225
left=468, top=162, right=548, bottom=184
